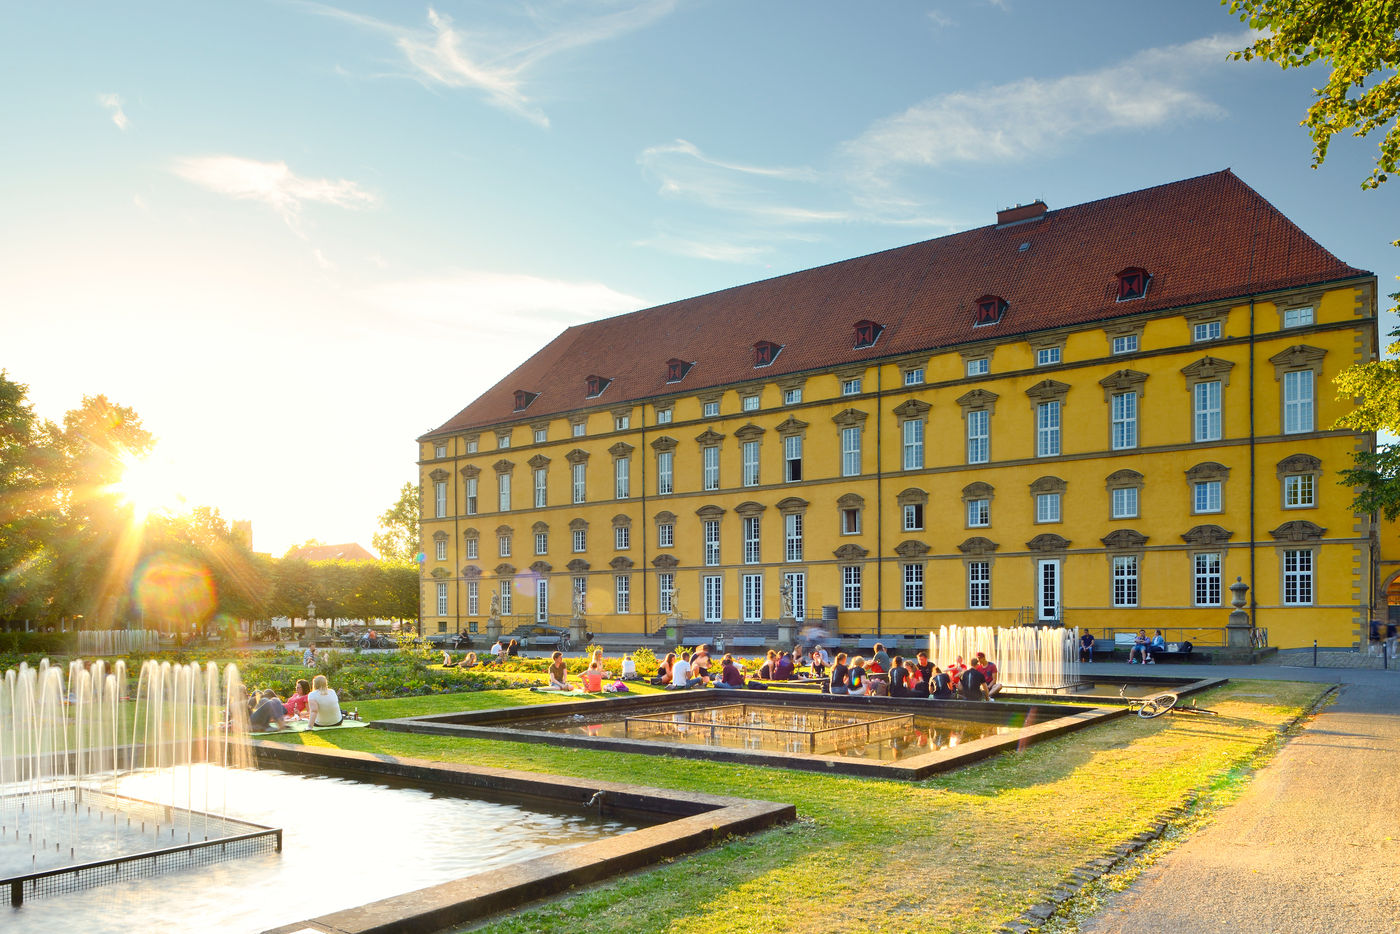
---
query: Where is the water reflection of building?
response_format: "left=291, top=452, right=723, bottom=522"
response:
left=418, top=171, right=1382, bottom=649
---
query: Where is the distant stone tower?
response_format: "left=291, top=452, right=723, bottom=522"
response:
left=232, top=520, right=253, bottom=550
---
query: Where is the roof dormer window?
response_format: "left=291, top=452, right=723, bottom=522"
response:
left=1116, top=267, right=1151, bottom=302
left=853, top=320, right=884, bottom=349
left=585, top=375, right=611, bottom=398
left=665, top=358, right=693, bottom=383
left=513, top=389, right=538, bottom=412
left=974, top=295, right=1007, bottom=326
left=753, top=341, right=783, bottom=368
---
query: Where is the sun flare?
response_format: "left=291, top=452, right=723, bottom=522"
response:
left=112, top=453, right=187, bottom=520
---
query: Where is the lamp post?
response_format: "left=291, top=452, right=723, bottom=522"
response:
left=307, top=600, right=317, bottom=643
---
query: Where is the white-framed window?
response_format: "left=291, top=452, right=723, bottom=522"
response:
left=1111, top=392, right=1137, bottom=450
left=968, top=561, right=990, bottom=609
left=1283, top=306, right=1314, bottom=328
left=702, top=400, right=720, bottom=418
left=1193, top=380, right=1222, bottom=442
left=535, top=578, right=549, bottom=623
left=742, top=573, right=763, bottom=622
left=742, top=440, right=760, bottom=487
left=966, top=498, right=989, bottom=527
left=572, top=528, right=586, bottom=552
left=434, top=442, right=447, bottom=458
left=1111, top=486, right=1139, bottom=519
left=467, top=580, right=479, bottom=616
left=743, top=394, right=760, bottom=412
left=966, top=357, right=989, bottom=377
left=615, top=575, right=631, bottom=613
left=784, top=435, right=803, bottom=482
left=466, top=438, right=478, bottom=453
left=1193, top=320, right=1222, bottom=342
left=656, top=408, right=673, bottom=425
left=1193, top=552, right=1221, bottom=606
left=703, top=574, right=722, bottom=622
left=703, top=445, right=720, bottom=491
left=657, top=451, right=673, bottom=495
left=615, top=525, right=630, bottom=550
left=903, top=502, right=924, bottom=531
left=1036, top=492, right=1061, bottom=523
left=434, top=480, right=448, bottom=518
left=903, top=563, right=924, bottom=609
left=615, top=456, right=631, bottom=499
left=571, top=421, right=586, bottom=438
left=842, top=565, right=862, bottom=610
left=841, top=426, right=861, bottom=477
left=658, top=521, right=674, bottom=547
left=499, top=580, right=513, bottom=615
left=465, top=476, right=478, bottom=516
left=1036, top=346, right=1061, bottom=366
left=841, top=506, right=861, bottom=535
left=534, top=532, right=548, bottom=555
left=1284, top=474, right=1316, bottom=508
left=785, top=512, right=803, bottom=562
left=1283, top=369, right=1315, bottom=434
left=573, top=575, right=587, bottom=613
left=967, top=409, right=989, bottom=465
left=783, top=571, right=806, bottom=621
left=841, top=378, right=862, bottom=396
left=1112, top=334, right=1139, bottom=355
left=1112, top=555, right=1138, bottom=607
left=533, top=427, right=547, bottom=444
left=1194, top=480, right=1221, bottom=513
left=534, top=467, right=547, bottom=508
left=572, top=462, right=587, bottom=503
left=465, top=537, right=479, bottom=559
left=902, top=418, right=924, bottom=470
left=497, top=474, right=511, bottom=512
left=436, top=581, right=448, bottom=616
left=703, top=519, right=720, bottom=566
left=434, top=539, right=446, bottom=561
left=743, top=515, right=761, bottom=564
left=1283, top=549, right=1314, bottom=605
left=658, top=572, right=674, bottom=613
left=783, top=387, right=802, bottom=405
left=498, top=532, right=512, bottom=557
left=497, top=435, right=511, bottom=449
left=904, top=368, right=924, bottom=386
left=614, top=414, right=630, bottom=431
left=1037, top=401, right=1061, bottom=457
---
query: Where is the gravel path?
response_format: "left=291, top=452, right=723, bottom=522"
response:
left=1078, top=666, right=1400, bottom=934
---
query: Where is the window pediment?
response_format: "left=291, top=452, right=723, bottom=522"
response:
left=734, top=501, right=767, bottom=518
left=1276, top=453, right=1322, bottom=477
left=836, top=492, right=866, bottom=508
left=568, top=517, right=589, bottom=531
left=1186, top=462, right=1230, bottom=482
left=429, top=468, right=450, bottom=481
left=1029, top=476, right=1066, bottom=495
left=608, top=441, right=635, bottom=457
left=775, top=416, right=809, bottom=436
left=1270, top=520, right=1325, bottom=542
left=530, top=560, right=552, bottom=575
left=531, top=521, right=549, bottom=534
left=1025, top=379, right=1070, bottom=404
left=892, top=399, right=932, bottom=419
left=894, top=539, right=930, bottom=558
left=1182, top=524, right=1232, bottom=545
left=566, top=558, right=590, bottom=572
left=492, top=459, right=515, bottom=474
left=957, top=537, right=998, bottom=555
left=611, top=514, right=632, bottom=528
left=896, top=487, right=928, bottom=506
left=432, top=530, right=449, bottom=542
left=776, top=497, right=809, bottom=515
left=695, top=504, right=726, bottom=519
left=652, top=554, right=680, bottom=569
left=609, top=556, right=635, bottom=570
left=734, top=423, right=766, bottom=441
left=495, top=563, right=516, bottom=577
left=961, top=481, right=994, bottom=500
left=430, top=566, right=450, bottom=579
left=1099, top=369, right=1149, bottom=401
left=833, top=543, right=870, bottom=560
left=1026, top=533, right=1070, bottom=553
left=1269, top=344, right=1327, bottom=374
left=495, top=524, right=512, bottom=537
left=459, top=464, right=481, bottom=479
left=461, top=565, right=481, bottom=579
left=1101, top=529, right=1148, bottom=551
left=653, top=510, right=678, bottom=524
left=463, top=527, right=479, bottom=540
left=1181, top=356, right=1235, bottom=386
left=1105, top=469, right=1144, bottom=488
left=651, top=435, right=679, bottom=453
left=527, top=453, right=551, bottom=469
left=832, top=408, right=868, bottom=428
left=565, top=448, right=590, bottom=465
left=956, top=388, right=999, bottom=413
left=695, top=429, right=725, bottom=446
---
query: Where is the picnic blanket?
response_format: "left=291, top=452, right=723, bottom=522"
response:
left=251, top=719, right=370, bottom=735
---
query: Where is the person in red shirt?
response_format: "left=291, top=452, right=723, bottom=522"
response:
left=975, top=652, right=1001, bottom=700
left=283, top=679, right=311, bottom=719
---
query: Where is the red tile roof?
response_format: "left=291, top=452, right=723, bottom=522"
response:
left=424, top=170, right=1365, bottom=438
left=286, top=543, right=377, bottom=563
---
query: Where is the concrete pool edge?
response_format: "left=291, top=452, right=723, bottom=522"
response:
left=256, top=743, right=794, bottom=934
left=371, top=691, right=1133, bottom=781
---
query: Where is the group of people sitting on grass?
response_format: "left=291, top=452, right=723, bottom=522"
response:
left=242, top=674, right=348, bottom=732
left=545, top=648, right=641, bottom=693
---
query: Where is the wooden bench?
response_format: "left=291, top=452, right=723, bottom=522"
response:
left=730, top=636, right=767, bottom=649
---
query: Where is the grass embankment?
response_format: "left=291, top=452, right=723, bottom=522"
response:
left=258, top=679, right=1325, bottom=934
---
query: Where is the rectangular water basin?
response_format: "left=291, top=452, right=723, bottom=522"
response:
left=374, top=691, right=1124, bottom=781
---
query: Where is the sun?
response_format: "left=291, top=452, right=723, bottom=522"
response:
left=112, top=453, right=187, bottom=521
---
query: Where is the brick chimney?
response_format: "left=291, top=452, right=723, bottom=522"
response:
left=996, top=200, right=1048, bottom=227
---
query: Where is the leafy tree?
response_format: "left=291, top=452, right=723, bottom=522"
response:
left=372, top=481, right=419, bottom=565
left=1225, top=2, right=1400, bottom=510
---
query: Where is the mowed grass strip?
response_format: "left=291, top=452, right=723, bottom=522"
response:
left=268, top=680, right=1325, bottom=934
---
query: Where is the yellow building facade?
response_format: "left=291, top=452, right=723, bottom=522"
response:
left=417, top=172, right=1381, bottom=649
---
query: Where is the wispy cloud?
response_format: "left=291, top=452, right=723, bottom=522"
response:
left=841, top=33, right=1239, bottom=186
left=306, top=2, right=675, bottom=127
left=171, top=155, right=375, bottom=233
left=98, top=93, right=129, bottom=130
left=360, top=272, right=645, bottom=336
left=633, top=231, right=776, bottom=264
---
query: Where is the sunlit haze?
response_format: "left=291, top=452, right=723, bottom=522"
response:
left=2, top=2, right=1396, bottom=555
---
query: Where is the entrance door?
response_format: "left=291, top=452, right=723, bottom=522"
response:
left=1037, top=559, right=1060, bottom=622
left=535, top=578, right=549, bottom=623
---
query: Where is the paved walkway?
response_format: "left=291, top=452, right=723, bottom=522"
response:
left=1077, top=660, right=1400, bottom=933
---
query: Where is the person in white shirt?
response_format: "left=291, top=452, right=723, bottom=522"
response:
left=306, top=674, right=343, bottom=728
left=621, top=654, right=638, bottom=680
left=491, top=638, right=505, bottom=659
left=669, top=652, right=701, bottom=689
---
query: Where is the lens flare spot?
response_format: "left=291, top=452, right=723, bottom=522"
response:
left=134, top=554, right=216, bottom=633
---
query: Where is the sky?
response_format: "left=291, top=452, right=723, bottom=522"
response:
left=2, top=1, right=1397, bottom=557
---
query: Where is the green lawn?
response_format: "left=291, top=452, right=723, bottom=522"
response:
left=255, top=680, right=1325, bottom=934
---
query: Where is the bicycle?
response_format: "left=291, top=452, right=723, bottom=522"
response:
left=1119, top=685, right=1220, bottom=720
